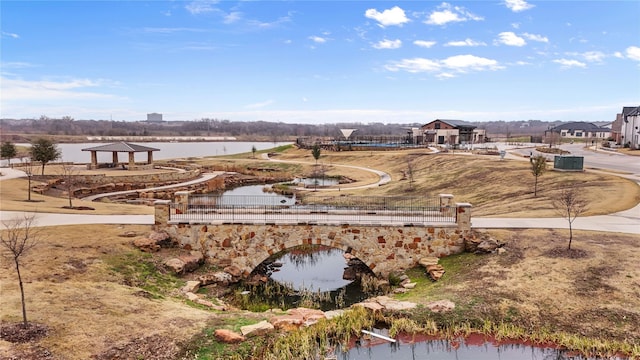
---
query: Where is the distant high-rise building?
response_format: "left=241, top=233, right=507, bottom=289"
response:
left=147, top=113, right=163, bottom=122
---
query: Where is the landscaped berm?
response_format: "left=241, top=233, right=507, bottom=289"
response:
left=1, top=148, right=639, bottom=359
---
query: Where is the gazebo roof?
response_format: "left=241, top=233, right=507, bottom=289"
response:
left=81, top=142, right=160, bottom=152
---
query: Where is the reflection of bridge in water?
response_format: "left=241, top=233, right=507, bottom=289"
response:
left=154, top=192, right=472, bottom=277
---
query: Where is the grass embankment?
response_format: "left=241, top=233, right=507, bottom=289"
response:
left=257, top=147, right=640, bottom=217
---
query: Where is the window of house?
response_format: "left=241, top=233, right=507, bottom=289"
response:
left=575, top=131, right=583, bottom=137
left=435, top=123, right=441, bottom=129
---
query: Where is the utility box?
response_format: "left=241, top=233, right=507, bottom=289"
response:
left=554, top=155, right=584, bottom=171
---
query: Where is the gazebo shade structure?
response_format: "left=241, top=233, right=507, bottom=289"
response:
left=82, top=142, right=160, bottom=170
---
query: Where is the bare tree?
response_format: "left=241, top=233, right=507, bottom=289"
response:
left=60, top=161, right=79, bottom=208
left=405, top=157, right=415, bottom=191
left=21, top=158, right=35, bottom=202
left=530, top=155, right=547, bottom=197
left=553, top=186, right=587, bottom=250
left=1, top=214, right=42, bottom=326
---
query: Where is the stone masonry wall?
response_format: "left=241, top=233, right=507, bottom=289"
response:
left=162, top=223, right=468, bottom=278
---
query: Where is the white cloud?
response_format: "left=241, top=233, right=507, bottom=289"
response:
left=553, top=59, right=587, bottom=68
left=425, top=3, right=483, bottom=26
left=581, top=51, right=606, bottom=62
left=522, top=33, right=549, bottom=43
left=224, top=12, right=242, bottom=24
left=627, top=46, right=640, bottom=61
left=441, top=55, right=502, bottom=71
left=495, top=32, right=526, bottom=46
left=373, top=39, right=402, bottom=49
left=1, top=77, right=118, bottom=101
left=185, top=1, right=218, bottom=15
left=245, top=100, right=274, bottom=109
left=511, top=23, right=520, bottom=29
left=385, top=54, right=502, bottom=75
left=1, top=31, right=19, bottom=39
left=364, top=6, right=410, bottom=27
left=613, top=51, right=624, bottom=58
left=414, top=40, right=437, bottom=48
left=309, top=36, right=327, bottom=44
left=504, top=0, right=535, bottom=12
left=445, top=38, right=486, bottom=47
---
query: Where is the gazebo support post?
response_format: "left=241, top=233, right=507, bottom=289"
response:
left=112, top=152, right=118, bottom=166
left=128, top=152, right=135, bottom=168
left=147, top=150, right=153, bottom=165
left=90, top=151, right=98, bottom=169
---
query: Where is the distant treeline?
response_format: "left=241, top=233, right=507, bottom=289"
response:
left=0, top=116, right=563, bottom=143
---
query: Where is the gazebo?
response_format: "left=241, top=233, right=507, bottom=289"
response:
left=82, top=142, right=160, bottom=170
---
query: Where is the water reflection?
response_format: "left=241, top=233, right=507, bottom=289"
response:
left=338, top=336, right=622, bottom=360
left=234, top=245, right=377, bottom=311
left=271, top=246, right=351, bottom=292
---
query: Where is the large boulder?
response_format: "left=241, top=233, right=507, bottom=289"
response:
left=240, top=321, right=275, bottom=337
left=178, top=251, right=204, bottom=273
left=214, top=329, right=245, bottom=344
left=148, top=230, right=177, bottom=248
left=133, top=238, right=160, bottom=253
left=199, top=272, right=233, bottom=286
left=164, top=258, right=186, bottom=274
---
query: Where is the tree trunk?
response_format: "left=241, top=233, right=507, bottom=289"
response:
left=534, top=176, right=538, bottom=197
left=27, top=176, right=32, bottom=201
left=41, top=163, right=45, bottom=176
left=14, top=258, right=28, bottom=326
left=568, top=222, right=573, bottom=250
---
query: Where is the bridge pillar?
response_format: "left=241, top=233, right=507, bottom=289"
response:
left=455, top=202, right=472, bottom=232
left=154, top=200, right=171, bottom=226
left=174, top=191, right=191, bottom=205
left=439, top=193, right=454, bottom=211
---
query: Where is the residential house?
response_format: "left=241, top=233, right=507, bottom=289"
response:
left=616, top=106, right=640, bottom=149
left=545, top=122, right=611, bottom=141
left=420, top=119, right=484, bottom=145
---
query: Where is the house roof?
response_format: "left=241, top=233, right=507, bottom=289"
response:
left=81, top=142, right=160, bottom=152
left=424, top=119, right=477, bottom=129
left=622, top=106, right=640, bottom=116
left=549, top=122, right=610, bottom=132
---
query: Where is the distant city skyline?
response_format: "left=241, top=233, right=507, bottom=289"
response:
left=1, top=1, right=639, bottom=124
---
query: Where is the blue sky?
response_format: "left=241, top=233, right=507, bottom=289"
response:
left=1, top=0, right=639, bottom=124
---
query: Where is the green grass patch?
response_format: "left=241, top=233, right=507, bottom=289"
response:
left=104, top=250, right=184, bottom=298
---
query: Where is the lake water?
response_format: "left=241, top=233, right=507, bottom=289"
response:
left=2, top=141, right=292, bottom=165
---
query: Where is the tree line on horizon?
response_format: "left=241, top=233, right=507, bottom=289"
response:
left=0, top=116, right=564, bottom=142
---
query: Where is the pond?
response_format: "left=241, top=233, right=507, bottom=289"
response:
left=336, top=334, right=624, bottom=359
left=232, top=245, right=378, bottom=312
left=294, top=177, right=340, bottom=187
left=213, top=184, right=296, bottom=207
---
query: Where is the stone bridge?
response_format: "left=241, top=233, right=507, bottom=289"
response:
left=153, top=192, right=472, bottom=278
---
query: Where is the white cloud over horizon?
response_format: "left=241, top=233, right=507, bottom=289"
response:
left=504, top=0, right=535, bottom=12
left=373, top=39, right=402, bottom=49
left=495, top=32, right=526, bottom=46
left=364, top=6, right=410, bottom=27
left=424, top=3, right=483, bottom=26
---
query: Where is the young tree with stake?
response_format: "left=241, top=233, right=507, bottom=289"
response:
left=530, top=155, right=547, bottom=197
left=553, top=186, right=587, bottom=250
left=1, top=214, right=42, bottom=327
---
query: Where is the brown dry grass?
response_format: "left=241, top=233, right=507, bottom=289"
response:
left=1, top=147, right=639, bottom=358
left=0, top=178, right=153, bottom=215
left=399, top=228, right=640, bottom=343
left=266, top=148, right=640, bottom=217
left=0, top=224, right=216, bottom=359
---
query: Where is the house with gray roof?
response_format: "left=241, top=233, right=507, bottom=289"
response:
left=420, top=119, right=485, bottom=146
left=545, top=122, right=610, bottom=142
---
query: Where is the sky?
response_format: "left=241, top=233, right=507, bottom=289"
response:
left=1, top=0, right=639, bottom=124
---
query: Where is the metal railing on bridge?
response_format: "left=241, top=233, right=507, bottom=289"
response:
left=168, top=194, right=457, bottom=225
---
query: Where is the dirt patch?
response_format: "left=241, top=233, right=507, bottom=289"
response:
left=543, top=246, right=589, bottom=259
left=92, top=334, right=181, bottom=360
left=0, top=322, right=48, bottom=343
